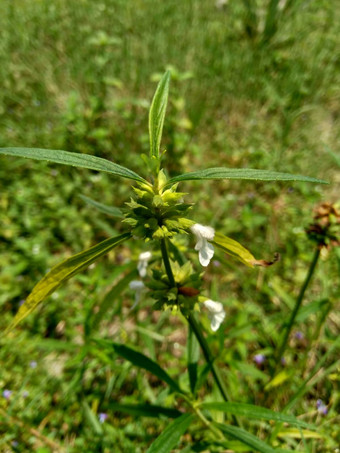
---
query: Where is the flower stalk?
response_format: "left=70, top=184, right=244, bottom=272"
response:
left=275, top=247, right=320, bottom=372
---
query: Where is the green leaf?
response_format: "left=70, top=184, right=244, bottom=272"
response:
left=202, top=402, right=312, bottom=429
left=149, top=70, right=171, bottom=159
left=79, top=194, right=123, bottom=217
left=108, top=403, right=182, bottom=419
left=265, top=370, right=293, bottom=390
left=213, top=232, right=256, bottom=267
left=5, top=233, right=131, bottom=333
left=146, top=413, right=194, bottom=453
left=82, top=402, right=103, bottom=435
left=97, top=340, right=185, bottom=395
left=166, top=167, right=328, bottom=186
left=215, top=423, right=281, bottom=453
left=188, top=325, right=199, bottom=395
left=0, top=147, right=147, bottom=182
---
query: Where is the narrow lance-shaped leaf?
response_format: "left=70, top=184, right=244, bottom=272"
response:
left=149, top=70, right=171, bottom=159
left=5, top=232, right=131, bottom=333
left=213, top=232, right=256, bottom=267
left=146, top=413, right=194, bottom=453
left=96, top=340, right=185, bottom=395
left=201, top=402, right=313, bottom=429
left=79, top=194, right=124, bottom=217
left=0, top=147, right=147, bottom=183
left=215, top=423, right=282, bottom=453
left=166, top=167, right=328, bottom=186
left=213, top=232, right=279, bottom=268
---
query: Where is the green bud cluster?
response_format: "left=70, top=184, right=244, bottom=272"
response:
left=148, top=261, right=202, bottom=315
left=123, top=170, right=194, bottom=241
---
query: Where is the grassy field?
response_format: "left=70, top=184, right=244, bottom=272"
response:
left=0, top=1, right=339, bottom=452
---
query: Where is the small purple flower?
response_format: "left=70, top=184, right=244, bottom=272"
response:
left=281, top=357, right=287, bottom=366
left=30, top=360, right=37, bottom=369
left=23, top=390, right=29, bottom=398
left=316, top=399, right=328, bottom=415
left=11, top=441, right=19, bottom=448
left=19, top=299, right=25, bottom=307
left=99, top=412, right=108, bottom=423
left=295, top=331, right=304, bottom=340
left=3, top=389, right=12, bottom=400
left=212, top=260, right=221, bottom=267
left=253, top=354, right=266, bottom=365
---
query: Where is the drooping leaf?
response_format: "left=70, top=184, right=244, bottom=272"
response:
left=166, top=167, right=328, bottom=186
left=0, top=147, right=147, bottom=182
left=149, top=70, right=171, bottom=159
left=215, top=423, right=282, bottom=453
left=5, top=233, right=131, bottom=333
left=213, top=232, right=256, bottom=267
left=202, top=402, right=312, bottom=429
left=146, top=413, right=194, bottom=453
left=108, top=403, right=182, bottom=419
left=96, top=340, right=185, bottom=395
left=79, top=194, right=124, bottom=217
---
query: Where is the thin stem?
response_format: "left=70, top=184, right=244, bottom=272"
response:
left=187, top=313, right=240, bottom=427
left=159, top=240, right=239, bottom=426
left=160, top=238, right=176, bottom=287
left=275, top=247, right=320, bottom=372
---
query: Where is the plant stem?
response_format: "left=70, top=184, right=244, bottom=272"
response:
left=187, top=313, right=240, bottom=427
left=275, top=247, right=320, bottom=371
left=159, top=239, right=239, bottom=426
left=160, top=238, right=176, bottom=287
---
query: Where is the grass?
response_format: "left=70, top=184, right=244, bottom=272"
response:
left=0, top=1, right=339, bottom=452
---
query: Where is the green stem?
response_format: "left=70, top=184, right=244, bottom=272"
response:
left=159, top=240, right=239, bottom=426
left=275, top=247, right=320, bottom=372
left=160, top=238, right=176, bottom=287
left=187, top=313, right=240, bottom=427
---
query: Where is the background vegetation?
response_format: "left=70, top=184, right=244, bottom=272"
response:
left=0, top=0, right=339, bottom=452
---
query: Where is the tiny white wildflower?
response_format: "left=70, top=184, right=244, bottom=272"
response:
left=137, top=251, right=152, bottom=277
left=190, top=224, right=215, bottom=267
left=203, top=299, right=226, bottom=332
left=129, top=280, right=145, bottom=308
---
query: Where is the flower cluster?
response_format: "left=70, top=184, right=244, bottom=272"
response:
left=123, top=170, right=194, bottom=241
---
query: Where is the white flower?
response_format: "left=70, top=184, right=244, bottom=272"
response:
left=129, top=280, right=145, bottom=308
left=190, top=224, right=215, bottom=267
left=137, top=251, right=152, bottom=277
left=203, top=299, right=226, bottom=332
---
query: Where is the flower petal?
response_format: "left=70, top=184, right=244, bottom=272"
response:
left=199, top=240, right=214, bottom=267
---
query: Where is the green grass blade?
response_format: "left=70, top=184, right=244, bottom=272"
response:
left=97, top=340, right=185, bottom=395
left=149, top=70, right=171, bottom=159
left=202, top=402, right=312, bottom=429
left=0, top=147, right=147, bottom=182
left=166, top=168, right=328, bottom=185
left=5, top=233, right=131, bottom=333
left=108, top=403, right=182, bottom=419
left=146, top=413, right=194, bottom=453
left=79, top=194, right=124, bottom=217
left=216, top=423, right=281, bottom=453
